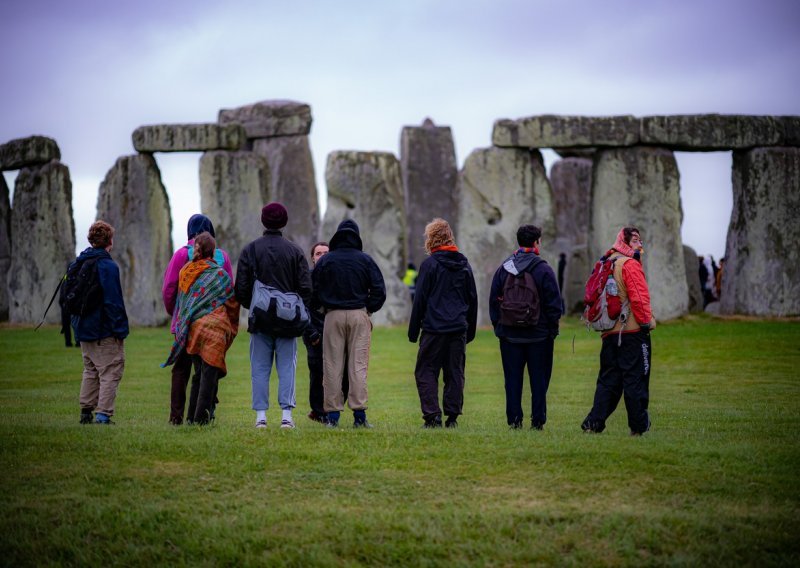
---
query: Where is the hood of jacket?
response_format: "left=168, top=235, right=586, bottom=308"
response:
left=432, top=250, right=469, bottom=271
left=330, top=219, right=363, bottom=251
left=187, top=214, right=216, bottom=240
left=76, top=246, right=112, bottom=263
left=502, top=250, right=541, bottom=275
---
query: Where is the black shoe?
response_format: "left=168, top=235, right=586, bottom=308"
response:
left=353, top=420, right=373, bottom=429
left=423, top=415, right=443, bottom=429
left=531, top=422, right=544, bottom=431
left=510, top=421, right=523, bottom=430
left=445, top=417, right=458, bottom=428
left=79, top=411, right=93, bottom=425
left=307, top=410, right=327, bottom=424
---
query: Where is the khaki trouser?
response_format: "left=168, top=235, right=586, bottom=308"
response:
left=323, top=309, right=371, bottom=412
left=80, top=337, right=125, bottom=416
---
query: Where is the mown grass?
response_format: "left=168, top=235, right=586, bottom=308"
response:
left=1, top=316, right=798, bottom=566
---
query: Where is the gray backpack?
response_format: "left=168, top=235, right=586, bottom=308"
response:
left=248, top=281, right=309, bottom=337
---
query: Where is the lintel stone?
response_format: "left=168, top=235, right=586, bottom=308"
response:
left=132, top=123, right=246, bottom=153
left=639, top=115, right=782, bottom=150
left=0, top=136, right=60, bottom=171
left=218, top=100, right=312, bottom=138
left=492, top=115, right=639, bottom=148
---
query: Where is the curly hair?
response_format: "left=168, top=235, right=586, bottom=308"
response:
left=192, top=232, right=216, bottom=261
left=88, top=221, right=114, bottom=249
left=424, top=218, right=455, bottom=254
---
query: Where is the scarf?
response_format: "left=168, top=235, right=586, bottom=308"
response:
left=431, top=245, right=459, bottom=253
left=162, top=260, right=233, bottom=367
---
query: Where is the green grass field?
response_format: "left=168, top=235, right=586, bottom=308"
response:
left=1, top=316, right=799, bottom=566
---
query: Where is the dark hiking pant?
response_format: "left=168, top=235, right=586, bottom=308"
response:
left=307, top=342, right=349, bottom=416
left=188, top=355, right=220, bottom=425
left=414, top=331, right=467, bottom=420
left=582, top=330, right=651, bottom=434
left=499, top=337, right=554, bottom=427
left=170, top=350, right=195, bottom=424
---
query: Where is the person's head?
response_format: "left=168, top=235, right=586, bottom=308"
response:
left=261, top=202, right=288, bottom=230
left=192, top=232, right=216, bottom=261
left=310, top=241, right=329, bottom=266
left=424, top=218, right=455, bottom=254
left=407, top=262, right=417, bottom=271
left=613, top=226, right=643, bottom=259
left=720, top=257, right=725, bottom=266
left=622, top=226, right=642, bottom=249
left=516, top=224, right=542, bottom=248
left=187, top=214, right=215, bottom=240
left=88, top=220, right=114, bottom=251
left=559, top=253, right=566, bottom=261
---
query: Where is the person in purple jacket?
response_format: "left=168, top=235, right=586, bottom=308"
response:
left=162, top=214, right=233, bottom=425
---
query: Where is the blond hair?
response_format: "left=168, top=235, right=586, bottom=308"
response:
left=424, top=218, right=455, bottom=254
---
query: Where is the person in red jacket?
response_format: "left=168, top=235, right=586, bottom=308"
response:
left=581, top=226, right=656, bottom=436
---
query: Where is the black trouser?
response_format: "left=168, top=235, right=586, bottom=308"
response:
left=414, top=331, right=467, bottom=420
left=187, top=355, right=220, bottom=425
left=582, top=330, right=651, bottom=434
left=169, top=350, right=195, bottom=424
left=307, top=342, right=348, bottom=416
left=499, top=337, right=554, bottom=427
left=60, top=306, right=73, bottom=347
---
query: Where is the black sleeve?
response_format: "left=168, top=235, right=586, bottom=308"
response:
left=466, top=265, right=478, bottom=343
left=488, top=266, right=505, bottom=326
left=538, top=264, right=562, bottom=337
left=296, top=252, right=312, bottom=307
left=365, top=258, right=387, bottom=314
left=408, top=261, right=430, bottom=342
left=235, top=244, right=254, bottom=309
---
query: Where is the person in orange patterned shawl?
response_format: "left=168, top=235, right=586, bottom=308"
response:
left=163, top=232, right=239, bottom=424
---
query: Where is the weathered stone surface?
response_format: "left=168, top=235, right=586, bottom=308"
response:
left=550, top=157, right=593, bottom=312
left=0, top=174, right=12, bottom=320
left=778, top=116, right=800, bottom=146
left=562, top=244, right=591, bottom=315
left=400, top=118, right=459, bottom=267
left=493, top=115, right=639, bottom=148
left=554, top=148, right=597, bottom=159
left=457, top=147, right=555, bottom=327
left=8, top=161, right=75, bottom=324
left=704, top=301, right=721, bottom=315
left=219, top=100, right=312, bottom=138
left=721, top=147, right=800, bottom=316
left=589, top=147, right=688, bottom=320
left=0, top=136, right=60, bottom=171
left=132, top=124, right=246, bottom=153
left=683, top=245, right=704, bottom=313
left=640, top=115, right=782, bottom=151
left=252, top=136, right=319, bottom=257
left=96, top=155, right=173, bottom=326
left=322, top=151, right=410, bottom=326
left=199, top=151, right=271, bottom=269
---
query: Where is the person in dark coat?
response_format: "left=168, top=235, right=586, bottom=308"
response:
left=72, top=221, right=129, bottom=425
left=235, top=202, right=312, bottom=430
left=489, top=224, right=562, bottom=430
left=304, top=241, right=349, bottom=423
left=408, top=218, right=477, bottom=428
left=311, top=219, right=386, bottom=428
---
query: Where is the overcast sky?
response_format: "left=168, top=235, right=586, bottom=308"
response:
left=2, top=0, right=798, bottom=259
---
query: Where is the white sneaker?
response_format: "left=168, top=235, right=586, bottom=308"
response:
left=255, top=420, right=267, bottom=429
left=280, top=419, right=295, bottom=429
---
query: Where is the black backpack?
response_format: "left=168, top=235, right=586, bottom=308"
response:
left=60, top=257, right=104, bottom=317
left=499, top=268, right=541, bottom=327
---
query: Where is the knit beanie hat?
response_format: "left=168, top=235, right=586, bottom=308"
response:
left=261, top=202, right=288, bottom=230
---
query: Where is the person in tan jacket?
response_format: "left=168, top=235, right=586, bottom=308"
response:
left=581, top=227, right=656, bottom=436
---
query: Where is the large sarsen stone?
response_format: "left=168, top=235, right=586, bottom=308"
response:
left=219, top=100, right=312, bottom=138
left=96, top=155, right=173, bottom=326
left=322, top=151, right=410, bottom=326
left=721, top=147, right=800, bottom=316
left=1, top=175, right=12, bottom=320
left=8, top=161, right=75, bottom=324
left=639, top=115, right=782, bottom=151
left=493, top=115, right=639, bottom=148
left=457, top=147, right=555, bottom=327
left=0, top=136, right=61, bottom=171
left=132, top=124, right=246, bottom=153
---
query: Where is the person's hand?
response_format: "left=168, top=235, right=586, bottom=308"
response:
left=649, top=317, right=657, bottom=331
left=311, top=338, right=321, bottom=347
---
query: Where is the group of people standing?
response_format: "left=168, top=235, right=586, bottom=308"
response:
left=68, top=204, right=655, bottom=436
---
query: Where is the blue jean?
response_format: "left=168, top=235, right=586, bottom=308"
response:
left=250, top=332, right=297, bottom=411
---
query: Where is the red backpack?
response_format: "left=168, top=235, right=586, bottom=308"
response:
left=583, top=254, right=627, bottom=331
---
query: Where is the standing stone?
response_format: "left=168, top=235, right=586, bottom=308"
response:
left=132, top=124, right=246, bottom=153
left=722, top=147, right=800, bottom=316
left=252, top=137, right=319, bottom=257
left=400, top=118, right=459, bottom=267
left=550, top=157, right=593, bottom=312
left=323, top=151, right=409, bottom=326
left=457, top=147, right=555, bottom=327
left=589, top=147, right=688, bottom=321
left=218, top=100, right=312, bottom=138
left=683, top=244, right=704, bottom=313
left=7, top=161, right=75, bottom=324
left=562, top=244, right=591, bottom=315
left=96, top=155, right=173, bottom=326
left=199, top=151, right=271, bottom=269
left=1, top=174, right=12, bottom=320
left=0, top=136, right=61, bottom=171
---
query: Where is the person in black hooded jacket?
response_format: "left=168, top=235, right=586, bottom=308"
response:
left=311, top=219, right=385, bottom=428
left=489, top=224, right=562, bottom=430
left=408, top=218, right=477, bottom=428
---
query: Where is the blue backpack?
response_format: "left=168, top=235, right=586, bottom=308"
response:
left=187, top=244, right=225, bottom=267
